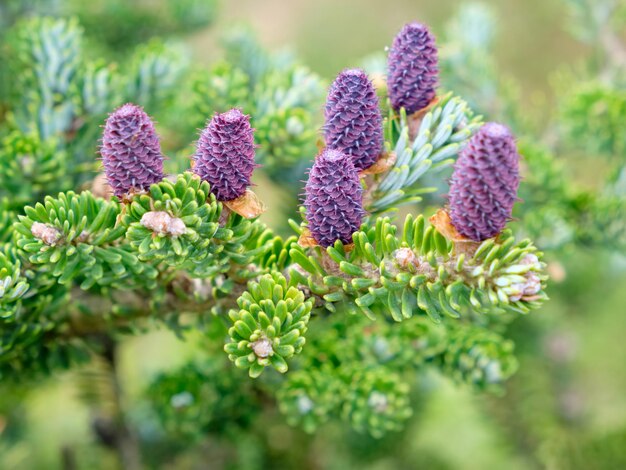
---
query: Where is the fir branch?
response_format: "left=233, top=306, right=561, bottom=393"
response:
left=14, top=190, right=144, bottom=289
left=124, top=40, right=188, bottom=113
left=290, top=214, right=547, bottom=322
left=440, top=323, right=518, bottom=391
left=225, top=272, right=313, bottom=378
left=8, top=17, right=82, bottom=140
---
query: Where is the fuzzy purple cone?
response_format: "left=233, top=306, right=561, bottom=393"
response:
left=304, top=149, right=364, bottom=247
left=193, top=109, right=256, bottom=202
left=448, top=123, right=521, bottom=242
left=324, top=69, right=383, bottom=171
left=100, top=103, right=164, bottom=197
left=387, top=22, right=439, bottom=115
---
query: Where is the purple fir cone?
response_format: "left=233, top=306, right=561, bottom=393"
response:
left=100, top=103, right=164, bottom=197
left=304, top=149, right=364, bottom=247
left=448, top=123, right=521, bottom=242
left=387, top=22, right=439, bottom=115
left=193, top=109, right=256, bottom=201
left=324, top=68, right=383, bottom=170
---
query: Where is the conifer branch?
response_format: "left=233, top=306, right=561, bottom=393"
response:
left=0, top=14, right=559, bottom=443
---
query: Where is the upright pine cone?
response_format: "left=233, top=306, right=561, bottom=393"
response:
left=324, top=68, right=383, bottom=170
left=387, top=22, right=439, bottom=115
left=304, top=149, right=364, bottom=247
left=193, top=108, right=256, bottom=201
left=100, top=103, right=164, bottom=197
left=448, top=122, right=520, bottom=241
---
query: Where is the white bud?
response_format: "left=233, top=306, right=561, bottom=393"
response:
left=394, top=248, right=418, bottom=269
left=484, top=360, right=502, bottom=383
left=297, top=395, right=314, bottom=414
left=522, top=272, right=542, bottom=296
left=368, top=391, right=388, bottom=413
left=170, top=391, right=194, bottom=409
left=140, top=211, right=187, bottom=237
left=168, top=217, right=186, bottom=237
left=31, top=222, right=62, bottom=246
left=520, top=253, right=539, bottom=266
left=251, top=337, right=273, bottom=358
left=508, top=271, right=542, bottom=302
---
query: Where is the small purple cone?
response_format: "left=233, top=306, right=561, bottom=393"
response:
left=193, top=109, right=256, bottom=201
left=304, top=149, right=364, bottom=247
left=324, top=69, right=383, bottom=171
left=100, top=103, right=164, bottom=197
left=387, top=22, right=439, bottom=115
left=448, top=123, right=521, bottom=242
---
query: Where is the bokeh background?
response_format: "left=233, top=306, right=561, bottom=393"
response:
left=1, top=0, right=625, bottom=468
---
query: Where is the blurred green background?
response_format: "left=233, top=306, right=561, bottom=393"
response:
left=1, top=0, right=625, bottom=469
left=200, top=0, right=581, bottom=95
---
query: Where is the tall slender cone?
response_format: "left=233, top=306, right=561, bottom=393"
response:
left=448, top=122, right=520, bottom=241
left=193, top=108, right=256, bottom=202
left=387, top=22, right=439, bottom=115
left=100, top=103, right=164, bottom=197
left=324, top=69, right=383, bottom=170
left=304, top=149, right=364, bottom=247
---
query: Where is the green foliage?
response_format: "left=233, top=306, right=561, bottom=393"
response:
left=222, top=28, right=272, bottom=88
left=14, top=190, right=146, bottom=289
left=190, top=29, right=326, bottom=176
left=439, top=3, right=524, bottom=129
left=122, top=173, right=225, bottom=273
left=252, top=65, right=325, bottom=168
left=370, top=93, right=481, bottom=215
left=290, top=215, right=547, bottom=322
left=146, top=358, right=260, bottom=441
left=225, top=272, right=313, bottom=377
left=277, top=367, right=343, bottom=433
left=0, top=281, right=88, bottom=379
left=441, top=325, right=518, bottom=391
left=563, top=0, right=620, bottom=44
left=346, top=315, right=447, bottom=370
left=125, top=40, right=189, bottom=114
left=0, top=199, right=15, bottom=243
left=271, top=308, right=521, bottom=437
left=191, top=61, right=251, bottom=118
left=67, top=0, right=217, bottom=52
left=0, top=247, right=29, bottom=319
left=556, top=427, right=626, bottom=469
left=8, top=17, right=82, bottom=140
left=560, top=81, right=626, bottom=157
left=341, top=369, right=413, bottom=439
left=0, top=15, right=192, bottom=203
left=518, top=141, right=626, bottom=250
left=0, top=132, right=69, bottom=209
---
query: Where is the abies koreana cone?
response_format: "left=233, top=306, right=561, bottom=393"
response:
left=324, top=68, right=383, bottom=171
left=100, top=103, right=164, bottom=197
left=193, top=108, right=256, bottom=202
left=387, top=22, right=439, bottom=115
left=448, top=122, right=520, bottom=242
left=304, top=149, right=364, bottom=247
